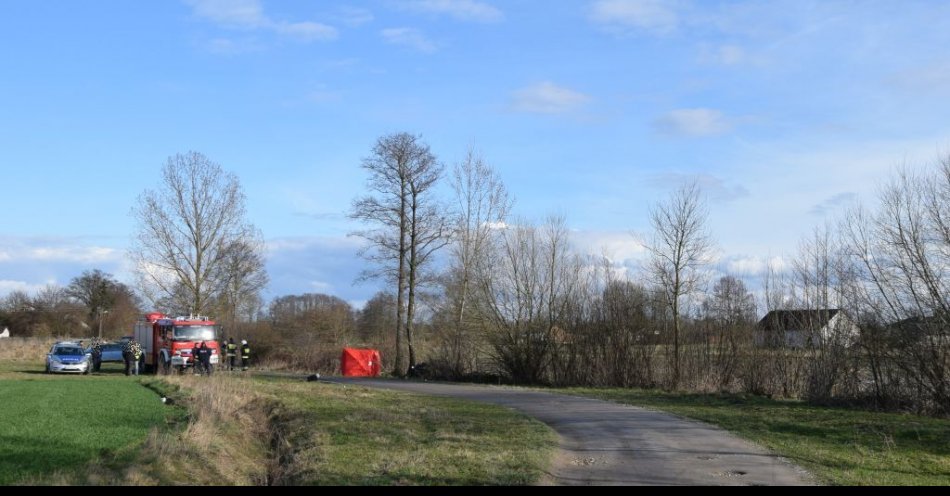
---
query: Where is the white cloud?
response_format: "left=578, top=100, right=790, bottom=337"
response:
left=381, top=28, right=437, bottom=53
left=589, top=0, right=680, bottom=34
left=28, top=246, right=117, bottom=264
left=403, top=0, right=504, bottom=23
left=0, top=280, right=49, bottom=296
left=572, top=230, right=647, bottom=265
left=721, top=255, right=770, bottom=277
left=719, top=254, right=790, bottom=281
left=653, top=108, right=731, bottom=137
left=0, top=237, right=130, bottom=299
left=184, top=0, right=338, bottom=42
left=511, top=82, right=591, bottom=114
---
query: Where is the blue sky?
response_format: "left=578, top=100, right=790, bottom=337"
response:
left=2, top=0, right=950, bottom=309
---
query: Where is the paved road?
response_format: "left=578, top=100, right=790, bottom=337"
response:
left=327, top=378, right=814, bottom=486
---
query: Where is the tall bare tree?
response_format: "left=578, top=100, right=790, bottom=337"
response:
left=213, top=233, right=269, bottom=332
left=350, top=133, right=449, bottom=376
left=645, top=181, right=714, bottom=389
left=439, top=148, right=513, bottom=375
left=130, top=151, right=264, bottom=316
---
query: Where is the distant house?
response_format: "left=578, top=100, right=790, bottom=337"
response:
left=756, top=309, right=859, bottom=348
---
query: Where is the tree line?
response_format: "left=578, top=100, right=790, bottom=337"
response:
left=348, top=132, right=949, bottom=416
left=2, top=140, right=946, bottom=416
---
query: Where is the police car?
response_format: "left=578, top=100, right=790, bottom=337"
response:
left=45, top=341, right=91, bottom=374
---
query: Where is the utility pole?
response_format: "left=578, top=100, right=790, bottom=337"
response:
left=98, top=309, right=109, bottom=339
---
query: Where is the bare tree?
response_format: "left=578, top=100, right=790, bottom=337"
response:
left=356, top=291, right=398, bottom=361
left=701, top=275, right=756, bottom=389
left=213, top=234, right=269, bottom=333
left=645, top=181, right=714, bottom=389
left=476, top=216, right=582, bottom=383
left=350, top=133, right=449, bottom=376
left=838, top=158, right=950, bottom=414
left=438, top=148, right=513, bottom=376
left=130, top=151, right=264, bottom=316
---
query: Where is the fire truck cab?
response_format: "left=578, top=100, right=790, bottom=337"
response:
left=134, top=312, right=221, bottom=373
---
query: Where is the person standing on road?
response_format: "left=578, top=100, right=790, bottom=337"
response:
left=226, top=337, right=237, bottom=371
left=240, top=339, right=250, bottom=372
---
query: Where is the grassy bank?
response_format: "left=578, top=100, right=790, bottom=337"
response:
left=117, top=375, right=555, bottom=485
left=565, top=387, right=950, bottom=486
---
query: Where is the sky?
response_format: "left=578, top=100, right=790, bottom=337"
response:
left=2, top=0, right=950, bottom=310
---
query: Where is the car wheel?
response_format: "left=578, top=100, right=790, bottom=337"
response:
left=45, top=363, right=50, bottom=374
left=83, top=368, right=89, bottom=375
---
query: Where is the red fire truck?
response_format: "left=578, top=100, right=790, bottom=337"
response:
left=134, top=312, right=221, bottom=373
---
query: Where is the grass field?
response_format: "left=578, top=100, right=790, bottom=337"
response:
left=564, top=387, right=950, bottom=486
left=254, top=378, right=556, bottom=485
left=0, top=351, right=556, bottom=486
left=0, top=361, right=172, bottom=485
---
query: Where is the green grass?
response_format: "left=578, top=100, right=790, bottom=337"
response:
left=253, top=378, right=557, bottom=485
left=563, top=387, right=950, bottom=486
left=0, top=361, right=170, bottom=484
left=0, top=358, right=556, bottom=486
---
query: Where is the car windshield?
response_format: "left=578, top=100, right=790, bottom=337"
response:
left=173, top=325, right=216, bottom=341
left=54, top=347, right=85, bottom=356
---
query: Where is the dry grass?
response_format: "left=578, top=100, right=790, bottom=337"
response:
left=0, top=337, right=57, bottom=362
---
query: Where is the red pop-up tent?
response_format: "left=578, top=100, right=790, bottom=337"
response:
left=340, top=348, right=381, bottom=377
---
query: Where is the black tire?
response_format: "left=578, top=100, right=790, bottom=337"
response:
left=160, top=356, right=170, bottom=375
left=45, top=363, right=50, bottom=374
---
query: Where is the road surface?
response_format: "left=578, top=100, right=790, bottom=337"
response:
left=326, top=378, right=814, bottom=486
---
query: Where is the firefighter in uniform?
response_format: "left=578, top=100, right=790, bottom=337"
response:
left=226, top=337, right=237, bottom=371
left=124, top=340, right=143, bottom=376
left=240, top=339, right=250, bottom=371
